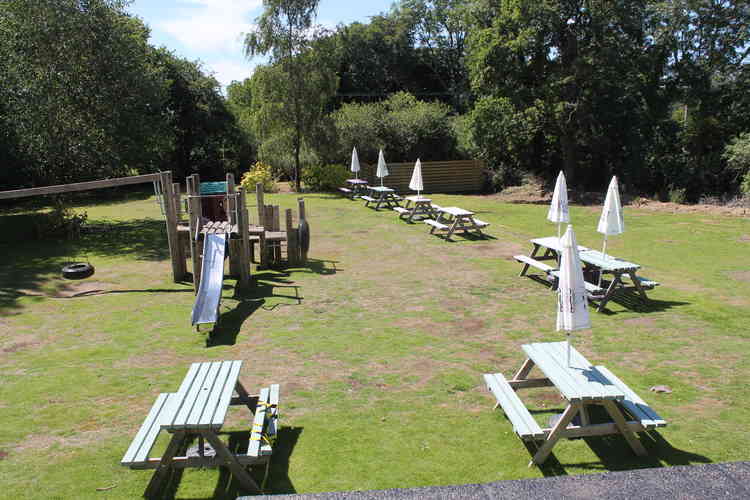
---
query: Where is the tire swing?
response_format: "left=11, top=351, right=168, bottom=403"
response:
left=62, top=262, right=95, bottom=280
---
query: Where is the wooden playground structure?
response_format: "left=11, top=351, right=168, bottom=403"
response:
left=0, top=171, right=310, bottom=289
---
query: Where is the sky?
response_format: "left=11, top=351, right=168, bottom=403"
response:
left=126, top=0, right=396, bottom=90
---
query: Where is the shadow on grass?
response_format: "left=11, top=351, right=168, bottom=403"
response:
left=159, top=427, right=302, bottom=499
left=206, top=271, right=303, bottom=348
left=0, top=217, right=170, bottom=314
left=433, top=232, right=497, bottom=242
left=521, top=275, right=689, bottom=314
left=525, top=406, right=711, bottom=477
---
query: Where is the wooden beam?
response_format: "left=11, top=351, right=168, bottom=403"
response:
left=0, top=173, right=161, bottom=200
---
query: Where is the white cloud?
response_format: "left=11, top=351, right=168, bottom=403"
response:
left=161, top=0, right=262, bottom=53
left=205, top=59, right=256, bottom=88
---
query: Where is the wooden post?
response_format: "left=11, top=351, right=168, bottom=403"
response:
left=161, top=171, right=185, bottom=282
left=286, top=209, right=298, bottom=266
left=187, top=175, right=202, bottom=292
left=272, top=205, right=281, bottom=263
left=255, top=182, right=265, bottom=228
left=172, top=182, right=182, bottom=221
left=226, top=174, right=240, bottom=277
left=298, top=198, right=308, bottom=265
left=238, top=188, right=251, bottom=288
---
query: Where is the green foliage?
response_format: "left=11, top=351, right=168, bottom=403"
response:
left=0, top=0, right=168, bottom=187
left=33, top=200, right=88, bottom=240
left=333, top=92, right=460, bottom=164
left=244, top=0, right=337, bottom=191
left=301, top=164, right=350, bottom=191
left=240, top=162, right=278, bottom=193
left=724, top=133, right=750, bottom=196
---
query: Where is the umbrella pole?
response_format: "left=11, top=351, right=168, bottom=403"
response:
left=567, top=333, right=571, bottom=367
left=598, top=236, right=608, bottom=287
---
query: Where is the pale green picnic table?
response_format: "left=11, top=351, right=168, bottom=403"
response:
left=484, top=342, right=667, bottom=466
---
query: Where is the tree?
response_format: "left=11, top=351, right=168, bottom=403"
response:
left=465, top=0, right=667, bottom=190
left=244, top=0, right=338, bottom=191
left=154, top=49, right=248, bottom=180
left=0, top=0, right=169, bottom=187
left=397, top=0, right=472, bottom=111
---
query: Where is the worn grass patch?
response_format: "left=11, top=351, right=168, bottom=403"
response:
left=1, top=190, right=749, bottom=498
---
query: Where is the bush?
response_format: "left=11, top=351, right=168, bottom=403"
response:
left=33, top=200, right=88, bottom=240
left=301, top=164, right=349, bottom=191
left=239, top=161, right=277, bottom=193
left=668, top=186, right=687, bottom=204
left=333, top=92, right=459, bottom=164
left=724, top=132, right=750, bottom=196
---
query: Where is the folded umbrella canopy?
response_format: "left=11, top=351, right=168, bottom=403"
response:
left=557, top=225, right=591, bottom=366
left=547, top=171, right=570, bottom=238
left=350, top=147, right=361, bottom=180
left=409, top=158, right=424, bottom=197
left=376, top=149, right=389, bottom=186
left=596, top=176, right=625, bottom=285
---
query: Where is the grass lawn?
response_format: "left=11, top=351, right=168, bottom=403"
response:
left=1, top=189, right=749, bottom=499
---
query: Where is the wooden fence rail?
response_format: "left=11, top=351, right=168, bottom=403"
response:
left=360, top=159, right=484, bottom=194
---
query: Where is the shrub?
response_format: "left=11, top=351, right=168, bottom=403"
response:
left=301, top=164, right=349, bottom=191
left=33, top=200, right=88, bottom=240
left=724, top=132, right=750, bottom=196
left=668, top=186, right=687, bottom=204
left=240, top=161, right=277, bottom=193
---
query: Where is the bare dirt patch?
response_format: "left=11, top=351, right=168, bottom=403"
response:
left=728, top=270, right=750, bottom=282
left=622, top=317, right=657, bottom=328
left=0, top=450, right=7, bottom=460
left=51, top=281, right=114, bottom=298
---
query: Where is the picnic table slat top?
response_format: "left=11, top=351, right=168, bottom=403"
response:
left=369, top=186, right=395, bottom=192
left=522, top=342, right=625, bottom=402
left=405, top=195, right=431, bottom=202
left=439, top=206, right=474, bottom=216
left=531, top=236, right=640, bottom=271
left=164, top=360, right=243, bottom=431
left=346, top=179, right=368, bottom=185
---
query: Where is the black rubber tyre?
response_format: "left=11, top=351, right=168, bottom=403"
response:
left=298, top=219, right=310, bottom=254
left=62, top=262, right=95, bottom=280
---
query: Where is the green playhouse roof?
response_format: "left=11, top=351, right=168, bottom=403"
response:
left=199, top=181, right=228, bottom=195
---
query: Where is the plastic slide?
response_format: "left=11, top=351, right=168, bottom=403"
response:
left=191, top=233, right=227, bottom=327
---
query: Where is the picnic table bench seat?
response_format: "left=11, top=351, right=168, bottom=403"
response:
left=623, top=275, right=660, bottom=289
left=594, top=366, right=667, bottom=430
left=424, top=219, right=449, bottom=231
left=122, top=393, right=179, bottom=468
left=484, top=373, right=545, bottom=441
left=548, top=270, right=605, bottom=295
left=338, top=187, right=353, bottom=198
left=392, top=206, right=410, bottom=215
left=360, top=195, right=376, bottom=203
left=472, top=218, right=490, bottom=228
left=514, top=254, right=556, bottom=276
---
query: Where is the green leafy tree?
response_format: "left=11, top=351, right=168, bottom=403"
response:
left=0, top=0, right=169, bottom=187
left=244, top=0, right=338, bottom=191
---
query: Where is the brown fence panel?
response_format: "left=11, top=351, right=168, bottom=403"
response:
left=360, top=160, right=484, bottom=194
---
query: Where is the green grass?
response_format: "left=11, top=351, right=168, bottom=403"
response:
left=1, top=189, right=749, bottom=498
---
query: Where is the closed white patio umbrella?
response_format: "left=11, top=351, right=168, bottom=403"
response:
left=350, top=147, right=361, bottom=180
left=409, top=158, right=424, bottom=197
left=376, top=149, right=389, bottom=186
left=597, top=176, right=624, bottom=288
left=547, top=171, right=570, bottom=238
left=557, top=225, right=591, bottom=366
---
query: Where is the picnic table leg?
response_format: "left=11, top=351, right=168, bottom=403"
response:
left=628, top=271, right=649, bottom=301
left=529, top=403, right=579, bottom=466
left=446, top=220, right=458, bottom=240
left=512, top=358, right=535, bottom=383
left=202, top=431, right=262, bottom=493
left=595, top=274, right=623, bottom=312
left=143, top=431, right=187, bottom=498
left=233, top=381, right=256, bottom=411
left=601, top=400, right=647, bottom=456
left=521, top=244, right=542, bottom=277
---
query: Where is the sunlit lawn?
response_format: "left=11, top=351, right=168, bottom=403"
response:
left=1, top=188, right=749, bottom=498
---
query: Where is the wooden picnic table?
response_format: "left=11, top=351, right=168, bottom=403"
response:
left=424, top=206, right=489, bottom=240
left=344, top=178, right=369, bottom=198
left=362, top=185, right=402, bottom=210
left=393, top=195, right=436, bottom=222
left=121, top=361, right=280, bottom=497
left=516, top=236, right=659, bottom=312
left=484, top=342, right=666, bottom=466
